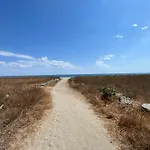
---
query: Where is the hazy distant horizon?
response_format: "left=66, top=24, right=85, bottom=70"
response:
left=1, top=72, right=150, bottom=78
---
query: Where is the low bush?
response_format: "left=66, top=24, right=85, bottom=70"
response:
left=99, top=86, right=116, bottom=101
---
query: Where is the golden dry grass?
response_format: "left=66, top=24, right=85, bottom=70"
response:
left=69, top=75, right=150, bottom=150
left=0, top=76, right=58, bottom=149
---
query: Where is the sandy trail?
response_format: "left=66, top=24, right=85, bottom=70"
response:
left=24, top=78, right=116, bottom=150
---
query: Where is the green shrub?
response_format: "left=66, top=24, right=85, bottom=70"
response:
left=99, top=86, right=116, bottom=100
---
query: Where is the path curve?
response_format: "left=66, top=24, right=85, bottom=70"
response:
left=24, top=78, right=116, bottom=150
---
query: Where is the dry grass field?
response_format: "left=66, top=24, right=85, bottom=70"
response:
left=0, top=76, right=58, bottom=149
left=69, top=75, right=150, bottom=150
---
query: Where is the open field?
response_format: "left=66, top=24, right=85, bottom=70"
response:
left=69, top=75, right=150, bottom=150
left=0, top=76, right=58, bottom=149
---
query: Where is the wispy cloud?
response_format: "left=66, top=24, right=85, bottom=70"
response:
left=115, top=35, right=123, bottom=38
left=0, top=50, right=34, bottom=60
left=96, top=60, right=104, bottom=65
left=5, top=61, right=32, bottom=68
left=132, top=24, right=138, bottom=27
left=2, top=59, right=75, bottom=69
left=141, top=26, right=148, bottom=30
left=96, top=54, right=114, bottom=68
left=0, top=61, right=5, bottom=65
left=0, top=50, right=77, bottom=69
left=96, top=60, right=109, bottom=68
left=103, top=54, right=114, bottom=60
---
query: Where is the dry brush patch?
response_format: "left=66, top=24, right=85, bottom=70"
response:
left=69, top=75, right=150, bottom=150
left=0, top=76, right=58, bottom=150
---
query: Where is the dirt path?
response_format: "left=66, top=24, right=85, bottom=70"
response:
left=23, top=78, right=116, bottom=150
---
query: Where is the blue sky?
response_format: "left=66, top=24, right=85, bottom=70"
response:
left=0, top=0, right=150, bottom=75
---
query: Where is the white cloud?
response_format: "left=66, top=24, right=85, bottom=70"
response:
left=0, top=50, right=34, bottom=60
left=0, top=61, right=5, bottom=65
left=103, top=54, right=114, bottom=60
left=96, top=54, right=114, bottom=69
left=132, top=24, right=138, bottom=27
left=0, top=50, right=77, bottom=69
left=96, top=60, right=110, bottom=68
left=115, top=35, right=123, bottom=38
left=48, top=60, right=74, bottom=68
left=2, top=59, right=75, bottom=69
left=141, top=26, right=148, bottom=30
left=39, top=56, right=48, bottom=61
left=6, top=62, right=32, bottom=68
left=96, top=60, right=104, bottom=65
